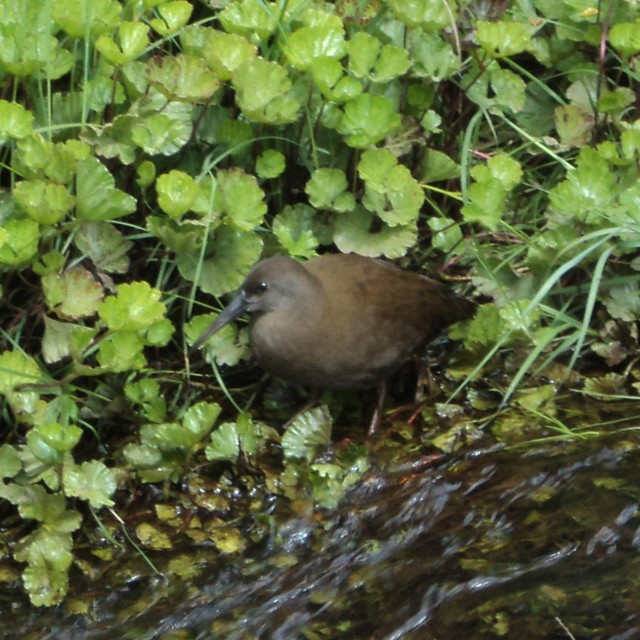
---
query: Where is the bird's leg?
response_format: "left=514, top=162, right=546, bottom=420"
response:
left=414, top=354, right=436, bottom=403
left=368, top=380, right=387, bottom=436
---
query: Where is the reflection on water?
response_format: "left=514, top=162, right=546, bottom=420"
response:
left=20, top=431, right=640, bottom=640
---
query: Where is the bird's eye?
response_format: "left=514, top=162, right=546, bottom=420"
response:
left=256, top=281, right=268, bottom=292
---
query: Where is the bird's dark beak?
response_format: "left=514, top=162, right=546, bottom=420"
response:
left=190, top=291, right=247, bottom=352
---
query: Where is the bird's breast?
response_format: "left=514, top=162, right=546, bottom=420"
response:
left=248, top=308, right=422, bottom=390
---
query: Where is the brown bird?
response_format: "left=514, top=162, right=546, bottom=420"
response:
left=192, top=253, right=475, bottom=433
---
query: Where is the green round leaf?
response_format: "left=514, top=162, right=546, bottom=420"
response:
left=216, top=169, right=267, bottom=231
left=74, top=222, right=132, bottom=274
left=53, top=0, right=121, bottom=39
left=428, top=217, right=463, bottom=252
left=0, top=444, right=21, bottom=478
left=150, top=1, right=193, bottom=36
left=177, top=226, right=263, bottom=296
left=0, top=218, right=39, bottom=266
left=219, top=0, right=278, bottom=40
left=0, top=100, right=34, bottom=142
left=306, top=168, right=355, bottom=212
left=130, top=101, right=193, bottom=156
left=96, top=331, right=146, bottom=371
left=42, top=266, right=104, bottom=319
left=232, top=58, right=300, bottom=124
left=461, top=179, right=506, bottom=230
left=333, top=207, right=417, bottom=258
left=386, top=0, right=453, bottom=29
left=284, top=26, right=347, bottom=70
left=146, top=54, right=220, bottom=102
left=202, top=30, right=257, bottom=81
left=337, top=94, right=401, bottom=148
left=206, top=422, right=240, bottom=462
left=98, top=281, right=166, bottom=331
left=63, top=460, right=117, bottom=508
left=281, top=405, right=332, bottom=462
left=182, top=401, right=222, bottom=439
left=27, top=423, right=82, bottom=465
left=14, top=180, right=74, bottom=225
left=76, top=156, right=137, bottom=221
left=256, top=149, right=285, bottom=179
left=96, top=21, right=149, bottom=65
left=156, top=170, right=199, bottom=218
left=610, top=21, right=640, bottom=56
left=273, top=204, right=319, bottom=259
left=476, top=20, right=533, bottom=57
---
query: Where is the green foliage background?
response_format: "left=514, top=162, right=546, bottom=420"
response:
left=1, top=0, right=640, bottom=608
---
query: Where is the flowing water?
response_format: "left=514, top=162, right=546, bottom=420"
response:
left=13, top=423, right=640, bottom=640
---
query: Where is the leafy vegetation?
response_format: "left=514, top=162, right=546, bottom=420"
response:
left=1, top=0, right=639, bottom=608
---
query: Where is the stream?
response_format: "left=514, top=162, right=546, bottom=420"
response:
left=12, top=424, right=640, bottom=639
